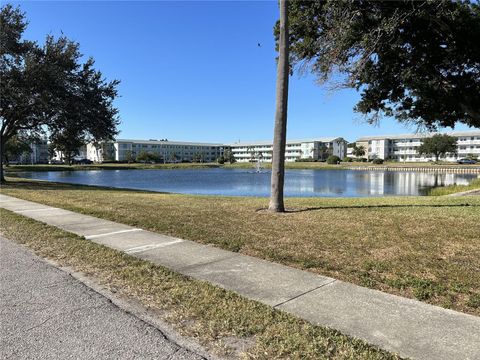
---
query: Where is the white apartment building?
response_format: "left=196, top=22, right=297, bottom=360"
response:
left=51, top=145, right=88, bottom=163
left=87, top=139, right=226, bottom=163
left=229, top=138, right=347, bottom=163
left=356, top=130, right=480, bottom=162
left=8, top=139, right=49, bottom=164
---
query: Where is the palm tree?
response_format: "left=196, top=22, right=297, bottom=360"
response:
left=269, top=0, right=290, bottom=212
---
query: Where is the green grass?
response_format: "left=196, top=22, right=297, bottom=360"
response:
left=428, top=178, right=480, bottom=196
left=0, top=209, right=400, bottom=359
left=2, top=178, right=479, bottom=316
left=4, top=162, right=221, bottom=173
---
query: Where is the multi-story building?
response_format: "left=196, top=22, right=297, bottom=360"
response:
left=88, top=139, right=226, bottom=163
left=8, top=138, right=49, bottom=164
left=51, top=145, right=88, bottom=163
left=229, top=137, right=347, bottom=163
left=29, top=139, right=49, bottom=164
left=356, top=130, right=480, bottom=162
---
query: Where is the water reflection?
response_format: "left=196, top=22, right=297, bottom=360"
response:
left=18, top=168, right=478, bottom=198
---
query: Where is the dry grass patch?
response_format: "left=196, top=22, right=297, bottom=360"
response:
left=2, top=178, right=479, bottom=315
left=0, top=209, right=400, bottom=359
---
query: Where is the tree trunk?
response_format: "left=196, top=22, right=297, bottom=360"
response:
left=269, top=0, right=290, bottom=212
left=0, top=136, right=6, bottom=183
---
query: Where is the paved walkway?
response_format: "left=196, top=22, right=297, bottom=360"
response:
left=0, top=235, right=204, bottom=360
left=1, top=194, right=479, bottom=360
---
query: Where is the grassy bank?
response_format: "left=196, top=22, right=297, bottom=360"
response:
left=4, top=162, right=221, bottom=173
left=1, top=178, right=479, bottom=316
left=0, top=209, right=399, bottom=359
left=428, top=178, right=480, bottom=196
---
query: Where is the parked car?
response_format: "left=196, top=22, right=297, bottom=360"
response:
left=457, top=158, right=477, bottom=164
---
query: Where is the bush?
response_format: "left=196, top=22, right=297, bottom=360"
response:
left=295, top=158, right=316, bottom=162
left=326, top=155, right=341, bottom=164
left=217, top=156, right=225, bottom=164
left=343, top=157, right=353, bottom=162
left=372, top=158, right=384, bottom=164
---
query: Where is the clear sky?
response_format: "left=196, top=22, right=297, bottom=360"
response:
left=14, top=0, right=475, bottom=143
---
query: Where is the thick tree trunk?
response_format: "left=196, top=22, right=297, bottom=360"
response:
left=0, top=136, right=6, bottom=183
left=269, top=0, right=290, bottom=212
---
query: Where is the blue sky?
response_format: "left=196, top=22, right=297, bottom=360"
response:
left=15, top=1, right=474, bottom=143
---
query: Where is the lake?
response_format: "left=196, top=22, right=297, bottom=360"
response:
left=17, top=168, right=478, bottom=197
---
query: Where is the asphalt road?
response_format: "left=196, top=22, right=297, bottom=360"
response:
left=0, top=236, right=204, bottom=360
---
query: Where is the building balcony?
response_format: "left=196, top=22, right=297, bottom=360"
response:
left=394, top=142, right=422, bottom=147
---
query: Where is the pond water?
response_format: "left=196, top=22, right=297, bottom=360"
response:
left=18, top=168, right=478, bottom=197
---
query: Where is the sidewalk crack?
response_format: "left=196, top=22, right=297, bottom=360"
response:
left=273, top=279, right=336, bottom=308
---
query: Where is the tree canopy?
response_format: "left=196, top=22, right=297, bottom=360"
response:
left=279, top=0, right=480, bottom=129
left=0, top=4, right=120, bottom=180
left=3, top=133, right=31, bottom=164
left=417, top=134, right=457, bottom=161
left=352, top=145, right=366, bottom=158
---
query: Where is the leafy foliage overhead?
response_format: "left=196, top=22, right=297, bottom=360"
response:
left=278, top=0, right=480, bottom=129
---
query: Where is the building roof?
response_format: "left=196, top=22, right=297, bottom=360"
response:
left=115, top=139, right=225, bottom=147
left=356, top=130, right=480, bottom=142
left=229, top=137, right=344, bottom=147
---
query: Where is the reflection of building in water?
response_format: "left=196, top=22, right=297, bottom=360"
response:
left=368, top=172, right=385, bottom=195
left=287, top=174, right=315, bottom=194
left=394, top=172, right=425, bottom=195
left=348, top=171, right=387, bottom=196
left=347, top=171, right=477, bottom=196
left=350, top=172, right=372, bottom=196
left=197, top=170, right=478, bottom=197
left=286, top=171, right=347, bottom=195
left=383, top=172, right=475, bottom=196
left=311, top=170, right=347, bottom=195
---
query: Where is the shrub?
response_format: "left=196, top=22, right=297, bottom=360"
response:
left=343, top=157, right=353, bottom=162
left=295, top=158, right=316, bottom=162
left=326, top=155, right=341, bottom=164
left=217, top=156, right=225, bottom=164
left=372, top=158, right=384, bottom=164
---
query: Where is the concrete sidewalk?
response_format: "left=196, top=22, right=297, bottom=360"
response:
left=1, top=193, right=479, bottom=360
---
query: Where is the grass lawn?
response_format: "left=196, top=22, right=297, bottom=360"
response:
left=4, top=162, right=221, bottom=173
left=0, top=209, right=400, bottom=359
left=428, top=178, right=480, bottom=196
left=1, top=178, right=479, bottom=316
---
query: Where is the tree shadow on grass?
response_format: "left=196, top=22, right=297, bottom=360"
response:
left=256, top=203, right=479, bottom=213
